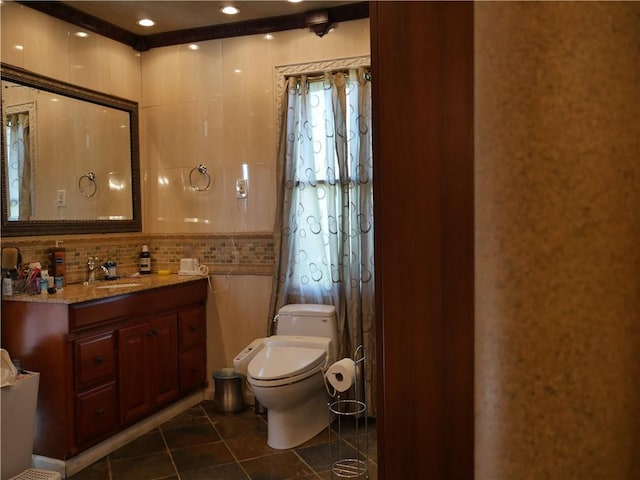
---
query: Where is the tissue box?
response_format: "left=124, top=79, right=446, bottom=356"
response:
left=1, top=371, right=40, bottom=480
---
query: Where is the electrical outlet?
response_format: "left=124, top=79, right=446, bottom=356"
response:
left=235, top=179, right=248, bottom=199
left=56, top=189, right=66, bottom=206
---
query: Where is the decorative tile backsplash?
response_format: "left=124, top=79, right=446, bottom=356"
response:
left=1, top=233, right=275, bottom=284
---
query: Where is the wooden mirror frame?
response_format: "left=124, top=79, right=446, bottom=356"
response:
left=1, top=63, right=141, bottom=236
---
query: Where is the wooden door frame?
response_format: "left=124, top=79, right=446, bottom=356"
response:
left=371, top=2, right=474, bottom=478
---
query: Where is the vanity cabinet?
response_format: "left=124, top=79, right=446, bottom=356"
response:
left=1, top=278, right=207, bottom=460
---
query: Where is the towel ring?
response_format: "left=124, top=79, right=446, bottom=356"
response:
left=78, top=172, right=97, bottom=198
left=189, top=164, right=211, bottom=191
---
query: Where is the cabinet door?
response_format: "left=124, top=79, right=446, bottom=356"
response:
left=75, top=382, right=118, bottom=447
left=180, top=347, right=206, bottom=393
left=118, top=322, right=151, bottom=425
left=149, top=313, right=179, bottom=407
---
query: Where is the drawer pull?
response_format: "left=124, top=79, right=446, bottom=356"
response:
left=188, top=325, right=197, bottom=332
left=94, top=356, right=105, bottom=364
left=95, top=408, right=105, bottom=416
left=148, top=329, right=158, bottom=336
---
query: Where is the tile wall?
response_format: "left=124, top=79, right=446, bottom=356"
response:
left=0, top=233, right=274, bottom=284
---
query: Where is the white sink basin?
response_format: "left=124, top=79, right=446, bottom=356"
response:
left=94, top=283, right=141, bottom=289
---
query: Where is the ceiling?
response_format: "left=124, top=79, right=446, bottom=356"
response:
left=18, top=1, right=367, bottom=50
left=60, top=1, right=358, bottom=35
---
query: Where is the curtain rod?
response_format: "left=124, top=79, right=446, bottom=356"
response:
left=287, top=68, right=371, bottom=83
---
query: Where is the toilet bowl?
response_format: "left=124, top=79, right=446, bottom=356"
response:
left=248, top=337, right=332, bottom=449
left=233, top=304, right=338, bottom=449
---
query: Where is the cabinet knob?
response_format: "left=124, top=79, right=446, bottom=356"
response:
left=95, top=408, right=105, bottom=416
left=94, top=356, right=105, bottom=364
left=188, top=325, right=197, bottom=332
left=148, top=329, right=158, bottom=336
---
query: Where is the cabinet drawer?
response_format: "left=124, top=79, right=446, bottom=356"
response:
left=180, top=347, right=206, bottom=393
left=74, top=331, right=116, bottom=389
left=179, top=307, right=205, bottom=352
left=75, top=382, right=118, bottom=447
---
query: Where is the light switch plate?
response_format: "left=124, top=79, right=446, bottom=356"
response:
left=56, top=189, right=66, bottom=206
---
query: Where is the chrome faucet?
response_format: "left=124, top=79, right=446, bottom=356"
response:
left=86, top=256, right=98, bottom=283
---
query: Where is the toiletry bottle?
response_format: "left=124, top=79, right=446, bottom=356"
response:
left=48, top=241, right=66, bottom=286
left=2, top=274, right=13, bottom=297
left=139, top=245, right=151, bottom=274
left=39, top=273, right=48, bottom=295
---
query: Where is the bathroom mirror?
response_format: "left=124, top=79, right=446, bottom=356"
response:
left=1, top=63, right=141, bottom=236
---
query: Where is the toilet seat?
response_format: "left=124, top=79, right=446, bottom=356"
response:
left=248, top=346, right=326, bottom=388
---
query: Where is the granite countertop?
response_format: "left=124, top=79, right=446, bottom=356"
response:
left=3, top=274, right=208, bottom=304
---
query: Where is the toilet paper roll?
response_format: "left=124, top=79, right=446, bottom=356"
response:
left=325, top=358, right=356, bottom=393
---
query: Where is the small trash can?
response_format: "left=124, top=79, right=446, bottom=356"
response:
left=212, top=368, right=245, bottom=413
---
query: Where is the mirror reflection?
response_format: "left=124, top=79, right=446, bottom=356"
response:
left=1, top=64, right=141, bottom=236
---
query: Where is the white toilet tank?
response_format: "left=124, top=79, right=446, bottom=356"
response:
left=276, top=304, right=338, bottom=349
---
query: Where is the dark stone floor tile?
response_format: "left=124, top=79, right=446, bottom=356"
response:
left=163, top=423, right=221, bottom=449
left=225, top=431, right=274, bottom=460
left=66, top=401, right=377, bottom=480
left=69, top=457, right=109, bottom=479
left=296, top=441, right=360, bottom=473
left=330, top=416, right=374, bottom=440
left=109, top=429, right=166, bottom=460
left=180, top=462, right=250, bottom=480
left=215, top=415, right=267, bottom=440
left=295, top=428, right=332, bottom=449
left=241, top=451, right=313, bottom=480
left=110, top=451, right=176, bottom=480
left=171, top=441, right=235, bottom=473
left=161, top=405, right=209, bottom=430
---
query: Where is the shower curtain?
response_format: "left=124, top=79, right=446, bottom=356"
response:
left=269, top=68, right=376, bottom=415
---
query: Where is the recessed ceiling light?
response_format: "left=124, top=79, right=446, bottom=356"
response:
left=75, top=31, right=89, bottom=38
left=264, top=33, right=274, bottom=40
left=220, top=5, right=239, bottom=15
left=138, top=18, right=155, bottom=27
left=188, top=44, right=199, bottom=50
left=288, top=0, right=303, bottom=3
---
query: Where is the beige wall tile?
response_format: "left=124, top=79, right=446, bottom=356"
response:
left=1, top=2, right=26, bottom=67
left=178, top=41, right=224, bottom=102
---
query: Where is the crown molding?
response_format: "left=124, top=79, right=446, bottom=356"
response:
left=18, top=1, right=369, bottom=51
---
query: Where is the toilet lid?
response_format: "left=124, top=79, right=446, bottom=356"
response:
left=248, top=346, right=326, bottom=381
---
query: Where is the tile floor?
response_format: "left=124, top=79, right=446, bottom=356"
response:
left=69, top=401, right=377, bottom=480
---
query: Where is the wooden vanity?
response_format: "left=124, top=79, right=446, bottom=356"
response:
left=1, top=275, right=208, bottom=460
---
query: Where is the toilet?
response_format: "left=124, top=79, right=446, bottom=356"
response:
left=233, top=304, right=338, bottom=449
